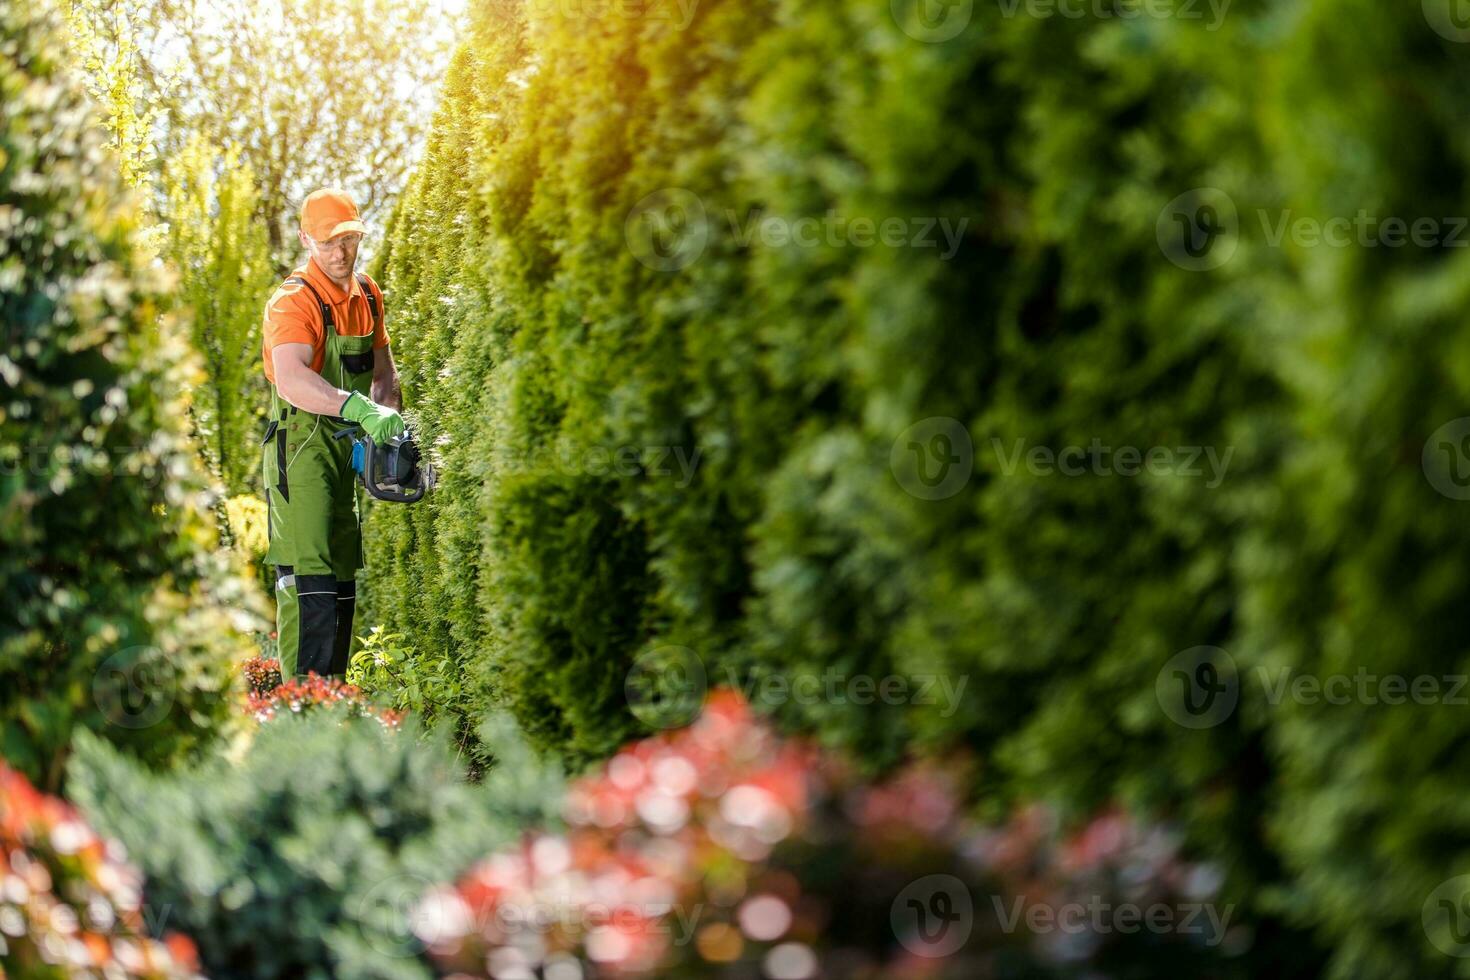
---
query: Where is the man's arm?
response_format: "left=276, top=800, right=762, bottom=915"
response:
left=372, top=344, right=402, bottom=411
left=272, top=343, right=356, bottom=416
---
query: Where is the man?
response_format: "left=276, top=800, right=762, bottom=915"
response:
left=260, top=188, right=406, bottom=678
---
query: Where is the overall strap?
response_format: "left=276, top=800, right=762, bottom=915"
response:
left=284, top=276, right=334, bottom=330
left=357, top=273, right=380, bottom=331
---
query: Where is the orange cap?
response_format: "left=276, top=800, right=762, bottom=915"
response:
left=300, top=188, right=367, bottom=242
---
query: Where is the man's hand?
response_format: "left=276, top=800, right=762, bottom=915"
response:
left=341, top=391, right=406, bottom=443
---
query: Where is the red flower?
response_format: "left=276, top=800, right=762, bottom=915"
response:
left=245, top=668, right=401, bottom=729
left=426, top=689, right=1220, bottom=979
left=0, top=762, right=200, bottom=978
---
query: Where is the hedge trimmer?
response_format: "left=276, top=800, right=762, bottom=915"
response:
left=333, top=425, right=436, bottom=503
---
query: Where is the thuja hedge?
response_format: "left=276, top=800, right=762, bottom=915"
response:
left=0, top=0, right=256, bottom=791
left=362, top=0, right=1470, bottom=974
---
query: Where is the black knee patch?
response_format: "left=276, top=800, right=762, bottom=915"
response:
left=295, top=574, right=338, bottom=677
left=331, top=579, right=357, bottom=676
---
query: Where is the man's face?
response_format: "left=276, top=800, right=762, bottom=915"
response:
left=307, top=231, right=362, bottom=279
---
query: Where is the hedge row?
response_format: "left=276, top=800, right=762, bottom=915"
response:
left=0, top=0, right=257, bottom=792
left=362, top=0, right=1470, bottom=974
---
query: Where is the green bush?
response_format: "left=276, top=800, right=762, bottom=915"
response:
left=347, top=626, right=472, bottom=740
left=66, top=712, right=564, bottom=980
left=360, top=0, right=1470, bottom=975
left=0, top=0, right=258, bottom=792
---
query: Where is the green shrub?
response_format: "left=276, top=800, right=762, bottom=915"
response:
left=1213, top=4, right=1470, bottom=975
left=66, top=712, right=564, bottom=980
left=361, top=0, right=1470, bottom=974
left=0, top=0, right=259, bottom=792
left=347, top=627, right=471, bottom=742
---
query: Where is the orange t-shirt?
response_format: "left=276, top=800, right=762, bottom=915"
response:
left=261, top=257, right=390, bottom=386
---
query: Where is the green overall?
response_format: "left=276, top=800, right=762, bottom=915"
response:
left=262, top=274, right=378, bottom=677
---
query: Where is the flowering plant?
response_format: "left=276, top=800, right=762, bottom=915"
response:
left=0, top=764, right=202, bottom=979
left=417, top=690, right=1236, bottom=978
left=245, top=670, right=403, bottom=730
left=240, top=655, right=282, bottom=696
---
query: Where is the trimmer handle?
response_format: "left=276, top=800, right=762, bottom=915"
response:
left=331, top=425, right=429, bottom=503
left=362, top=437, right=426, bottom=504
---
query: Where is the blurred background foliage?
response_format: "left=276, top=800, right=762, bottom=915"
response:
left=60, top=0, right=458, bottom=265
left=161, top=135, right=272, bottom=495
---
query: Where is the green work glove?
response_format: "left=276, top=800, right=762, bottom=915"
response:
left=340, top=391, right=406, bottom=443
